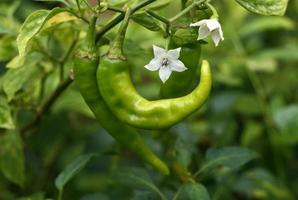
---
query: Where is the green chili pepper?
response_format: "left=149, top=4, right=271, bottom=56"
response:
left=160, top=43, right=202, bottom=98
left=73, top=15, right=169, bottom=175
left=97, top=9, right=212, bottom=130
left=74, top=51, right=169, bottom=175
left=98, top=57, right=211, bottom=129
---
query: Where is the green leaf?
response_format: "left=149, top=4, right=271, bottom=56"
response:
left=246, top=57, right=277, bottom=73
left=0, top=35, right=17, bottom=62
left=0, top=131, right=25, bottom=187
left=0, top=96, right=15, bottom=129
left=147, top=0, right=171, bottom=10
left=114, top=168, right=166, bottom=199
left=241, top=121, right=263, bottom=147
left=17, top=9, right=49, bottom=58
left=257, top=45, right=298, bottom=62
left=272, top=105, right=298, bottom=145
left=15, top=7, right=76, bottom=68
left=236, top=0, right=289, bottom=16
left=80, top=193, right=109, bottom=200
left=234, top=94, right=262, bottom=116
left=199, top=147, right=259, bottom=174
left=274, top=105, right=298, bottom=131
left=239, top=16, right=295, bottom=37
left=177, top=183, right=210, bottom=200
left=3, top=0, right=21, bottom=18
left=17, top=192, right=45, bottom=200
left=0, top=15, right=20, bottom=35
left=132, top=12, right=162, bottom=32
left=234, top=168, right=293, bottom=199
left=108, top=0, right=133, bottom=7
left=35, top=0, right=74, bottom=7
left=3, top=52, right=43, bottom=101
left=55, top=153, right=97, bottom=191
left=115, top=167, right=154, bottom=190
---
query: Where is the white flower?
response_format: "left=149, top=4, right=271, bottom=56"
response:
left=144, top=45, right=187, bottom=83
left=190, top=19, right=224, bottom=46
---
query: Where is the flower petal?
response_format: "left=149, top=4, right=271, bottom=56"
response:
left=167, top=47, right=181, bottom=60
left=159, top=66, right=172, bottom=83
left=205, top=19, right=220, bottom=31
left=144, top=58, right=161, bottom=71
left=170, top=60, right=187, bottom=72
left=198, top=24, right=210, bottom=40
left=218, top=25, right=224, bottom=41
left=190, top=19, right=208, bottom=27
left=153, top=45, right=167, bottom=58
left=211, top=30, right=223, bottom=46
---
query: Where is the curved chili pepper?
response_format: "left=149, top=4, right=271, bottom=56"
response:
left=96, top=9, right=212, bottom=130
left=97, top=57, right=211, bottom=130
left=74, top=51, right=169, bottom=175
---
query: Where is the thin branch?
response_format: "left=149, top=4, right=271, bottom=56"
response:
left=66, top=9, right=89, bottom=24
left=132, top=0, right=156, bottom=13
left=20, top=74, right=74, bottom=137
left=169, top=0, right=205, bottom=22
left=95, top=14, right=124, bottom=43
left=146, top=10, right=169, bottom=25
left=108, top=6, right=125, bottom=13
left=95, top=0, right=157, bottom=43
left=59, top=39, right=78, bottom=81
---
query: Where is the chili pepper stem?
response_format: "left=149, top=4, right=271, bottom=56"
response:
left=88, top=15, right=98, bottom=52
left=206, top=3, right=219, bottom=19
left=107, top=8, right=132, bottom=60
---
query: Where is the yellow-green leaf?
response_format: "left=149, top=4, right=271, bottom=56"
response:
left=236, top=0, right=289, bottom=16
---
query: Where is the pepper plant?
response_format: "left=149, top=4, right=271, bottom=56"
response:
left=1, top=0, right=297, bottom=200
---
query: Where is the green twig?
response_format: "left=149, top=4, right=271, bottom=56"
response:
left=66, top=9, right=89, bottom=24
left=206, top=2, right=219, bottom=19
left=132, top=0, right=157, bottom=13
left=181, top=0, right=187, bottom=9
left=58, top=189, right=63, bottom=200
left=20, top=75, right=74, bottom=137
left=169, top=0, right=205, bottom=22
left=59, top=35, right=78, bottom=81
left=95, top=0, right=157, bottom=43
left=108, top=6, right=125, bottom=13
left=75, top=0, right=81, bottom=12
left=146, top=10, right=169, bottom=25
left=146, top=10, right=170, bottom=37
left=95, top=14, right=124, bottom=42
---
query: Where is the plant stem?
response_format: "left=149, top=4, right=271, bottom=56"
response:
left=108, top=6, right=125, bottom=13
left=132, top=0, right=156, bottom=13
left=59, top=37, right=78, bottom=81
left=108, top=8, right=132, bottom=58
left=146, top=10, right=170, bottom=25
left=58, top=189, right=63, bottom=200
left=88, top=15, right=98, bottom=51
left=96, top=14, right=123, bottom=42
left=206, top=2, right=219, bottom=19
left=66, top=9, right=89, bottom=24
left=20, top=74, right=74, bottom=137
left=146, top=10, right=170, bottom=37
left=181, top=0, right=187, bottom=9
left=75, top=0, right=81, bottom=12
left=95, top=0, right=157, bottom=43
left=172, top=186, right=182, bottom=200
left=169, top=0, right=205, bottom=22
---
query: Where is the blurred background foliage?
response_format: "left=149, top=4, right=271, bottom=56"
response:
left=0, top=0, right=297, bottom=200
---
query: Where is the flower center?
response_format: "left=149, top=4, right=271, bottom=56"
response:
left=161, top=58, right=169, bottom=67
